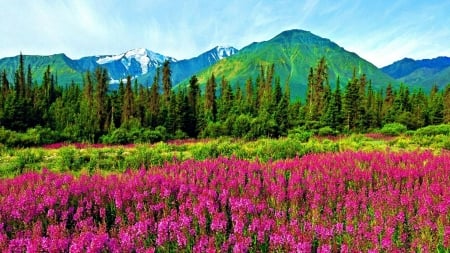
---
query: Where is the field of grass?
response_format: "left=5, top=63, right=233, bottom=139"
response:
left=0, top=131, right=449, bottom=251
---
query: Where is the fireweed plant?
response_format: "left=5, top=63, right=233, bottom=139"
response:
left=0, top=151, right=449, bottom=252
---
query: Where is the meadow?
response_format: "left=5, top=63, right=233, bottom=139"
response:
left=0, top=128, right=449, bottom=252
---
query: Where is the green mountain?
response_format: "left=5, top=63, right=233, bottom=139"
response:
left=177, top=29, right=396, bottom=99
left=381, top=57, right=450, bottom=90
left=0, top=53, right=84, bottom=85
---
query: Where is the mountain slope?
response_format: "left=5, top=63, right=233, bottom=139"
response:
left=0, top=53, right=84, bottom=85
left=179, top=29, right=396, bottom=99
left=0, top=47, right=237, bottom=87
left=136, top=46, right=238, bottom=86
left=171, top=46, right=237, bottom=85
left=381, top=57, right=450, bottom=90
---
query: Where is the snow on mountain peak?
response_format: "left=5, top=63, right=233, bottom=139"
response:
left=96, top=48, right=177, bottom=75
left=214, top=46, right=237, bottom=60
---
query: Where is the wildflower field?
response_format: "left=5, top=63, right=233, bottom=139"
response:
left=1, top=147, right=449, bottom=252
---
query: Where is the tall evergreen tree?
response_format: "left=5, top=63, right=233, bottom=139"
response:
left=244, top=78, right=254, bottom=115
left=205, top=73, right=217, bottom=121
left=94, top=67, right=109, bottom=132
left=148, top=69, right=161, bottom=128
left=186, top=75, right=200, bottom=136
left=162, top=60, right=172, bottom=104
left=324, top=77, right=343, bottom=130
left=444, top=84, right=450, bottom=123
left=343, top=70, right=357, bottom=130
left=121, top=76, right=135, bottom=125
left=429, top=85, right=444, bottom=124
left=305, top=57, right=327, bottom=121
left=78, top=71, right=99, bottom=142
left=217, top=76, right=233, bottom=122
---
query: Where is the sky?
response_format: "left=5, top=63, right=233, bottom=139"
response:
left=1, top=0, right=449, bottom=67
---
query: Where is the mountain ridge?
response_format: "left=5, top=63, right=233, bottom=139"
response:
left=178, top=29, right=397, bottom=99
left=1, top=29, right=449, bottom=95
left=0, top=46, right=238, bottom=86
left=381, top=56, right=450, bottom=89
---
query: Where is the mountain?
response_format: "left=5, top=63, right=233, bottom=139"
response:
left=170, top=46, right=237, bottom=85
left=93, top=48, right=177, bottom=83
left=0, top=53, right=85, bottom=85
left=381, top=57, right=450, bottom=90
left=0, top=46, right=237, bottom=87
left=136, top=46, right=237, bottom=85
left=177, top=29, right=396, bottom=99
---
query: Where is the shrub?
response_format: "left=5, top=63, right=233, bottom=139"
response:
left=380, top=123, right=407, bottom=136
left=287, top=127, right=312, bottom=142
left=414, top=124, right=450, bottom=136
left=318, top=126, right=336, bottom=136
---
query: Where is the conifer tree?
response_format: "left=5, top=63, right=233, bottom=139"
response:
left=148, top=69, right=161, bottom=128
left=187, top=75, right=200, bottom=137
left=162, top=60, right=172, bottom=104
left=324, top=77, right=343, bottom=130
left=244, top=78, right=254, bottom=115
left=429, top=85, right=444, bottom=124
left=444, top=84, right=450, bottom=123
left=78, top=71, right=99, bottom=142
left=121, top=76, right=135, bottom=125
left=94, top=67, right=109, bottom=132
left=305, top=57, right=327, bottom=121
left=217, top=76, right=233, bottom=122
left=344, top=70, right=360, bottom=131
left=205, top=73, right=217, bottom=121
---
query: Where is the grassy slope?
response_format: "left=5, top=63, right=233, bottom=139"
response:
left=0, top=54, right=84, bottom=85
left=177, top=30, right=396, bottom=100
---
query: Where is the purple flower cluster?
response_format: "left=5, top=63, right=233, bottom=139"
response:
left=0, top=151, right=449, bottom=252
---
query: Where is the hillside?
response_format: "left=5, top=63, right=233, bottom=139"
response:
left=0, top=53, right=84, bottom=85
left=178, top=29, right=396, bottom=99
left=0, top=47, right=237, bottom=88
left=382, top=56, right=450, bottom=90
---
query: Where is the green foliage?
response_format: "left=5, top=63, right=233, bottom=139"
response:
left=287, top=127, right=312, bottom=142
left=0, top=127, right=60, bottom=147
left=318, top=126, right=337, bottom=136
left=57, top=147, right=83, bottom=172
left=0, top=51, right=448, bottom=146
left=414, top=124, right=450, bottom=136
left=380, top=123, right=407, bottom=136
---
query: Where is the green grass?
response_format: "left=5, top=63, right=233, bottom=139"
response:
left=1, top=133, right=449, bottom=178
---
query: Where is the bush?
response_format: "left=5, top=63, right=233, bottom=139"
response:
left=380, top=123, right=407, bottom=136
left=318, top=126, right=336, bottom=136
left=287, top=127, right=312, bottom=142
left=415, top=124, right=450, bottom=136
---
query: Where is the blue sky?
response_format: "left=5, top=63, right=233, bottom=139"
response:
left=1, top=0, right=449, bottom=67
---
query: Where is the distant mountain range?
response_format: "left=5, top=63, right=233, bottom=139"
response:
left=381, top=57, right=450, bottom=90
left=0, top=29, right=448, bottom=99
left=0, top=46, right=238, bottom=87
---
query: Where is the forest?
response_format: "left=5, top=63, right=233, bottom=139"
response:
left=0, top=54, right=449, bottom=146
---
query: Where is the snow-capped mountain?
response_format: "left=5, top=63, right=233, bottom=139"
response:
left=169, top=46, right=238, bottom=84
left=214, top=46, right=238, bottom=60
left=94, top=48, right=177, bottom=82
left=0, top=46, right=238, bottom=86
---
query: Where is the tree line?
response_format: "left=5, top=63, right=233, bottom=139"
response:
left=0, top=54, right=449, bottom=144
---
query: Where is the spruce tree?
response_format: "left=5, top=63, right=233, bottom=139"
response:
left=187, top=75, right=200, bottom=137
left=205, top=73, right=217, bottom=121
left=444, top=84, right=450, bottom=123
left=121, top=76, right=135, bottom=125
left=148, top=69, right=161, bottom=128
left=162, top=60, right=172, bottom=104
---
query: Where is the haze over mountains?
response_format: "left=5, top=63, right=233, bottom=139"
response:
left=0, top=29, right=448, bottom=99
